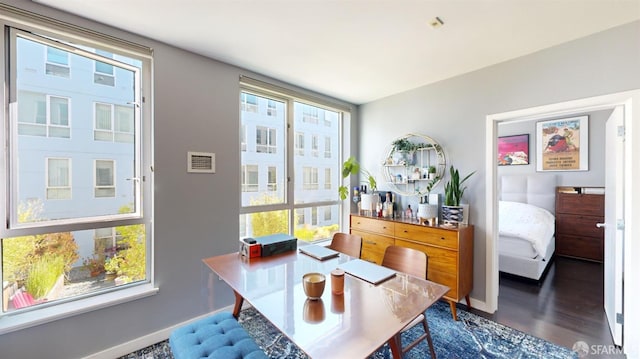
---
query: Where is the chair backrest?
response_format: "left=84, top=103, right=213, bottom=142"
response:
left=381, top=245, right=428, bottom=280
left=328, top=232, right=362, bottom=258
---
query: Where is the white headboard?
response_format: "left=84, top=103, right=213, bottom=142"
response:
left=500, top=174, right=557, bottom=214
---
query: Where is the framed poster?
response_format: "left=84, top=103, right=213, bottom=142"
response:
left=497, top=134, right=529, bottom=166
left=536, top=116, right=588, bottom=171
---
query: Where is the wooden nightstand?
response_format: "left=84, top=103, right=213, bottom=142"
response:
left=555, top=188, right=605, bottom=262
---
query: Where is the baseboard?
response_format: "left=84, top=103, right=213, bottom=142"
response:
left=82, top=305, right=233, bottom=359
left=467, top=297, right=492, bottom=313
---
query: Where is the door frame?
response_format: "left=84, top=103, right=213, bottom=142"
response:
left=485, top=90, right=640, bottom=355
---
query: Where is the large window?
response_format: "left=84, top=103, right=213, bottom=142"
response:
left=240, top=83, right=345, bottom=242
left=1, top=13, right=153, bottom=331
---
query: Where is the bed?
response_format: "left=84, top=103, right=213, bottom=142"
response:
left=498, top=174, right=557, bottom=281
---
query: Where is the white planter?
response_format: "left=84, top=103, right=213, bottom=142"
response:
left=417, top=204, right=439, bottom=226
left=360, top=193, right=380, bottom=214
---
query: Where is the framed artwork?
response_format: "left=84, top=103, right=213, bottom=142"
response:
left=536, top=116, right=589, bottom=171
left=497, top=134, right=529, bottom=166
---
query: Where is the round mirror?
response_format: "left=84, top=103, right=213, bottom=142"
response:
left=381, top=133, right=446, bottom=197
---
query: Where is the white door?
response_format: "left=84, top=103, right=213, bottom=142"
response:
left=604, top=105, right=624, bottom=346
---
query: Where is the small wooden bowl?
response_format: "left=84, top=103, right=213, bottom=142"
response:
left=302, top=272, right=326, bottom=300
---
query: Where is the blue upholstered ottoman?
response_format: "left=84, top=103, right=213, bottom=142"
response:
left=169, top=312, right=267, bottom=359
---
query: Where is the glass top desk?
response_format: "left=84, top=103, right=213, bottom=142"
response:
left=202, top=244, right=449, bottom=358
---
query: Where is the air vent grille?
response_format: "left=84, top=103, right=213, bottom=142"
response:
left=187, top=152, right=215, bottom=173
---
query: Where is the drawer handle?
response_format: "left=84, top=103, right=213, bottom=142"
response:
left=596, top=223, right=605, bottom=228
left=365, top=240, right=376, bottom=245
left=440, top=237, right=446, bottom=240
left=404, top=230, right=408, bottom=233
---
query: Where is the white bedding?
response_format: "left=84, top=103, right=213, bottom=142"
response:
left=499, top=200, right=555, bottom=256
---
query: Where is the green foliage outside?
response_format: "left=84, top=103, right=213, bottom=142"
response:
left=249, top=193, right=338, bottom=242
left=25, top=255, right=65, bottom=299
left=294, top=224, right=339, bottom=242
left=2, top=200, right=78, bottom=289
left=104, top=205, right=146, bottom=284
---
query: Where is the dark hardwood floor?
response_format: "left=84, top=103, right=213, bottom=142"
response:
left=469, top=256, right=614, bottom=351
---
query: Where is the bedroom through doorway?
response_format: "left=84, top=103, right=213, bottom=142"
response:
left=485, top=90, right=638, bottom=351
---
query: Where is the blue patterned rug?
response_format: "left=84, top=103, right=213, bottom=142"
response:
left=121, top=301, right=577, bottom=358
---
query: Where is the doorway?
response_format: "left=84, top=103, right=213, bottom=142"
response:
left=484, top=90, right=640, bottom=356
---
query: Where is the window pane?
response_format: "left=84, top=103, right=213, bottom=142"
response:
left=18, top=91, right=47, bottom=127
left=294, top=205, right=339, bottom=242
left=1, top=224, right=147, bottom=312
left=49, top=96, right=69, bottom=126
left=47, top=46, right=68, bottom=65
left=95, top=50, right=114, bottom=75
left=240, top=210, right=289, bottom=238
left=240, top=92, right=286, bottom=207
left=95, top=103, right=112, bottom=130
left=14, top=35, right=139, bottom=223
left=114, top=105, right=134, bottom=143
left=47, top=158, right=71, bottom=200
left=294, top=103, right=340, bottom=204
left=267, top=166, right=277, bottom=192
left=95, top=160, right=115, bottom=198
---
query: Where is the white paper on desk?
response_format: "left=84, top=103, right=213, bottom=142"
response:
left=338, top=259, right=396, bottom=285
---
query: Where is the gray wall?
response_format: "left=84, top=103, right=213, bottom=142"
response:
left=359, top=20, right=640, bottom=303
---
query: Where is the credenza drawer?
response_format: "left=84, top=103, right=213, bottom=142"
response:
left=351, top=216, right=394, bottom=236
left=395, top=223, right=459, bottom=250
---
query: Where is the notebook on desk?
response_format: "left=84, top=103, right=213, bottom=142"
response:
left=299, top=244, right=340, bottom=261
left=338, top=259, right=396, bottom=285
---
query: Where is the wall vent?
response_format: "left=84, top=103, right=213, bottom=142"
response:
left=187, top=152, right=215, bottom=173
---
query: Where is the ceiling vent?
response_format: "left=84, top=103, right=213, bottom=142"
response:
left=187, top=151, right=215, bottom=173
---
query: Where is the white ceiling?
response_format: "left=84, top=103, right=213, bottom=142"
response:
left=35, top=0, right=640, bottom=104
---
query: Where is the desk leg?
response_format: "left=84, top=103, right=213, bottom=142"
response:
left=387, top=334, right=402, bottom=359
left=232, top=291, right=244, bottom=319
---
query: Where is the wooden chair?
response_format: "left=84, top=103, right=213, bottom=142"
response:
left=328, top=232, right=362, bottom=258
left=381, top=245, right=436, bottom=358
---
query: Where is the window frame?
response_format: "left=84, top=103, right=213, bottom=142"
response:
left=0, top=8, right=155, bottom=334
left=7, top=27, right=147, bottom=230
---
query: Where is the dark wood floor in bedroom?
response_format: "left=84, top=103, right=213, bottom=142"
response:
left=468, top=256, right=613, bottom=351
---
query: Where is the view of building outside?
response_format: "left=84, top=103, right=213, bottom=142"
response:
left=240, top=91, right=343, bottom=242
left=2, top=30, right=147, bottom=312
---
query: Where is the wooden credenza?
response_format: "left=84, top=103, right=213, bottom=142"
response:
left=555, top=188, right=605, bottom=262
left=350, top=214, right=473, bottom=320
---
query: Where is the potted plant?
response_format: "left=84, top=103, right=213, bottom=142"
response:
left=427, top=165, right=437, bottom=179
left=442, top=165, right=475, bottom=224
left=391, top=138, right=417, bottom=165
left=339, top=157, right=379, bottom=213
